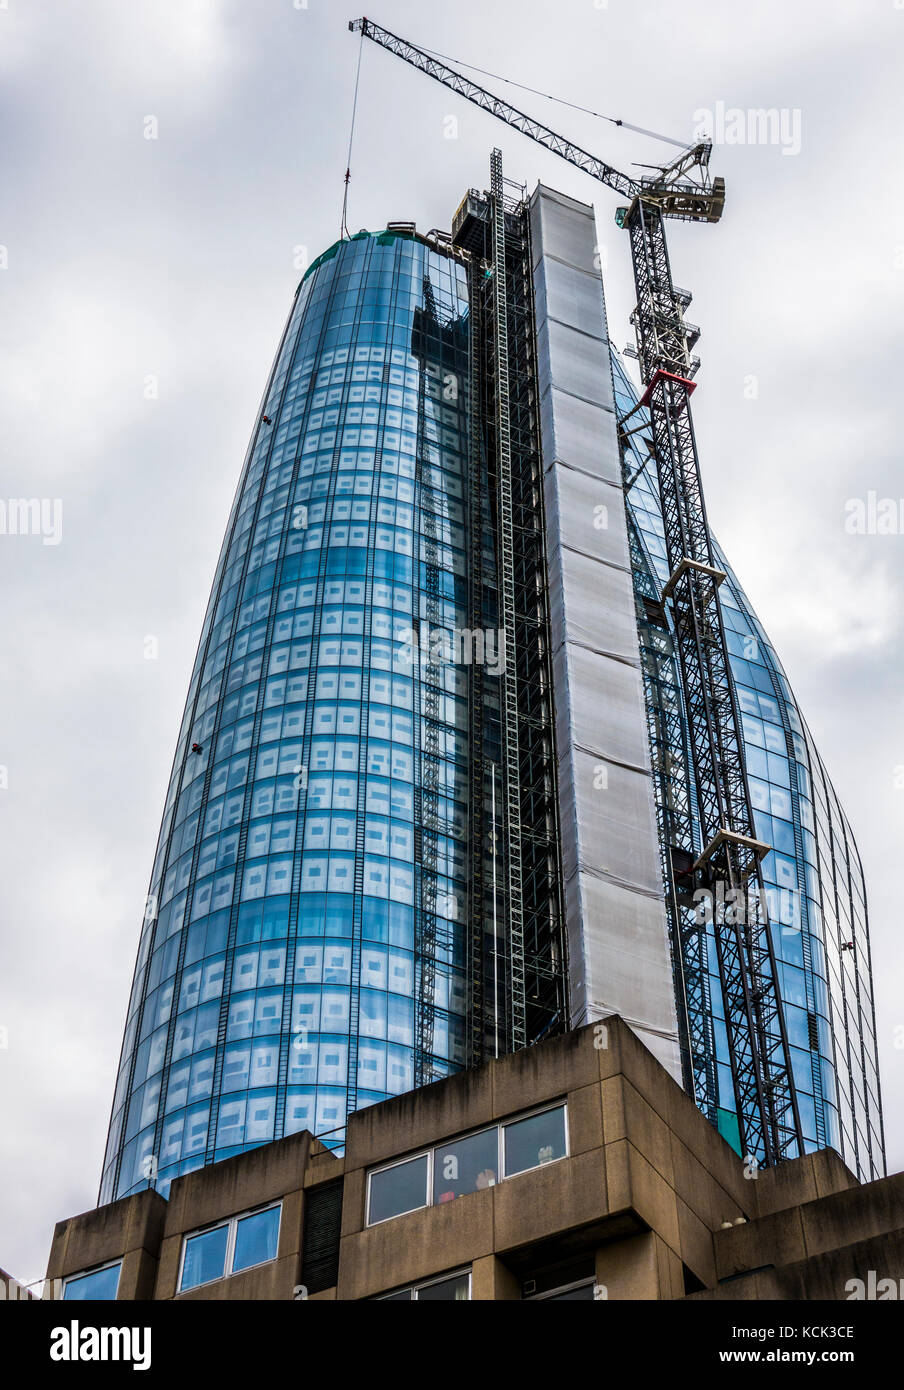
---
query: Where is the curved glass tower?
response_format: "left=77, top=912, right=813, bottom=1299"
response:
left=101, top=228, right=473, bottom=1202
left=101, top=172, right=883, bottom=1205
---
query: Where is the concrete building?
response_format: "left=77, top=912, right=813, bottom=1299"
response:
left=48, top=1019, right=903, bottom=1301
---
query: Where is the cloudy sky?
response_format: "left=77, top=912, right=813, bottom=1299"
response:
left=1, top=0, right=902, bottom=1284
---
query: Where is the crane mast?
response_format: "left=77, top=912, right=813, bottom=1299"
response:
left=350, top=15, right=802, bottom=1165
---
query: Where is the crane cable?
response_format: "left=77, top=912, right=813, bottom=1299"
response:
left=341, top=29, right=689, bottom=238
left=341, top=27, right=365, bottom=239
left=416, top=42, right=689, bottom=150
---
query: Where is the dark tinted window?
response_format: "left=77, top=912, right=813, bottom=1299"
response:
left=503, top=1106, right=566, bottom=1177
left=368, top=1154, right=429, bottom=1224
left=433, top=1127, right=498, bottom=1205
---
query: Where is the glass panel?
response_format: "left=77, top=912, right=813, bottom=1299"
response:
left=432, top=1127, right=498, bottom=1205
left=368, top=1154, right=429, bottom=1224
left=503, top=1107, right=566, bottom=1177
left=232, top=1206, right=281, bottom=1274
left=62, top=1263, right=122, bottom=1300
left=379, top=1289, right=414, bottom=1302
left=180, top=1225, right=229, bottom=1290
left=415, top=1273, right=470, bottom=1301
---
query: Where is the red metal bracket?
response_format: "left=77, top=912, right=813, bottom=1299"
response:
left=639, top=368, right=697, bottom=412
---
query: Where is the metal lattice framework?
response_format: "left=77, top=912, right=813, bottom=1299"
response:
left=464, top=254, right=490, bottom=1066
left=489, top=150, right=528, bottom=1052
left=350, top=14, right=803, bottom=1164
left=455, top=156, right=568, bottom=1061
left=502, top=179, right=569, bottom=1052
left=625, top=506, right=719, bottom=1122
left=624, top=197, right=801, bottom=1162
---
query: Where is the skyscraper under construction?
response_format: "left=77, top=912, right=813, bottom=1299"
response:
left=99, top=164, right=883, bottom=1209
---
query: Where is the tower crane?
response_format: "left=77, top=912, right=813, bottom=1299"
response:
left=348, top=16, right=803, bottom=1166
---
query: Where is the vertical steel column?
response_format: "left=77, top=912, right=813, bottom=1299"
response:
left=489, top=149, right=527, bottom=1052
left=504, top=191, right=568, bottom=1045
left=465, top=263, right=489, bottom=1067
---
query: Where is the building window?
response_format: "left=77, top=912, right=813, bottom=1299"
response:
left=379, top=1269, right=471, bottom=1301
left=503, top=1106, right=567, bottom=1177
left=233, top=1206, right=281, bottom=1274
left=181, top=1224, right=229, bottom=1290
left=62, top=1261, right=122, bottom=1301
left=433, top=1126, right=498, bottom=1205
left=179, top=1203, right=281, bottom=1292
left=367, top=1153, right=429, bottom=1225
left=366, top=1103, right=567, bottom=1227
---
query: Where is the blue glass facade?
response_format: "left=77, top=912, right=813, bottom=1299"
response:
left=101, top=230, right=472, bottom=1202
left=612, top=351, right=884, bottom=1182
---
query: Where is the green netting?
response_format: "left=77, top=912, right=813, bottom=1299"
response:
left=302, top=227, right=428, bottom=284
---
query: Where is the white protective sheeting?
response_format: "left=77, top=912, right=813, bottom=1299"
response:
left=529, top=183, right=682, bottom=1082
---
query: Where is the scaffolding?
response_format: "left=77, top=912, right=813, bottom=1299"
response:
left=453, top=154, right=569, bottom=1063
